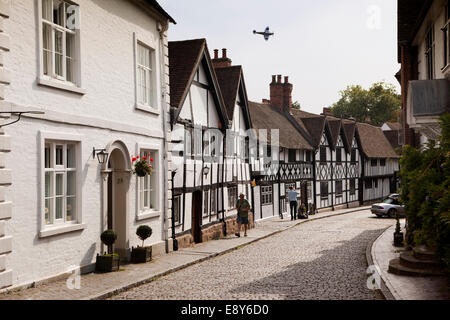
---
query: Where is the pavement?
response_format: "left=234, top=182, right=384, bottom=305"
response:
left=0, top=205, right=447, bottom=300
left=371, top=221, right=450, bottom=300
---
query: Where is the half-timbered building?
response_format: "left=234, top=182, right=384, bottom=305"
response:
left=212, top=49, right=253, bottom=226
left=356, top=123, right=401, bottom=203
left=168, top=40, right=255, bottom=249
left=286, top=108, right=362, bottom=212
left=248, top=75, right=314, bottom=220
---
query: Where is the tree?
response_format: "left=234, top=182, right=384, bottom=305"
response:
left=292, top=101, right=301, bottom=110
left=399, top=114, right=450, bottom=269
left=330, top=81, right=401, bottom=126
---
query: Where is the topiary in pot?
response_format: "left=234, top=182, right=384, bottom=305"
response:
left=100, top=229, right=117, bottom=254
left=394, top=213, right=404, bottom=247
left=131, top=225, right=153, bottom=263
left=96, top=230, right=119, bottom=273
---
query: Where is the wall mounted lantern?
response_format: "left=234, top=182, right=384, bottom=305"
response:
left=203, top=165, right=210, bottom=177
left=93, top=147, right=108, bottom=164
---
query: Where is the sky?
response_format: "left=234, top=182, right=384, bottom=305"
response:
left=158, top=0, right=401, bottom=115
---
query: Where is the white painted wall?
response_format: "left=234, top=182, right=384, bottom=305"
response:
left=413, top=0, right=449, bottom=80
left=2, top=0, right=171, bottom=287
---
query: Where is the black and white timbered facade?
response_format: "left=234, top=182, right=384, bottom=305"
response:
left=169, top=39, right=231, bottom=245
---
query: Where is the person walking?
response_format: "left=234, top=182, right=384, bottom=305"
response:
left=288, top=187, right=299, bottom=221
left=235, top=193, right=251, bottom=237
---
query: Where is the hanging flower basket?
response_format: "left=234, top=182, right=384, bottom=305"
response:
left=132, top=156, right=153, bottom=177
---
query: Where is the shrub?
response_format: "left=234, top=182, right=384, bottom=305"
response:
left=399, top=114, right=450, bottom=269
left=101, top=230, right=117, bottom=254
left=136, top=225, right=152, bottom=247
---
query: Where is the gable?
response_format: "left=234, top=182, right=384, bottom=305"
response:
left=336, top=136, right=344, bottom=148
left=320, top=134, right=328, bottom=146
left=170, top=39, right=229, bottom=128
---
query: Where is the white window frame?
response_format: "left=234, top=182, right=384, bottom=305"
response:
left=203, top=190, right=209, bottom=217
left=228, top=186, right=238, bottom=210
left=135, top=143, right=161, bottom=221
left=134, top=33, right=160, bottom=114
left=173, top=195, right=181, bottom=226
left=442, top=4, right=450, bottom=71
left=425, top=25, right=435, bottom=80
left=39, top=131, right=85, bottom=238
left=261, top=185, right=273, bottom=206
left=37, top=0, right=85, bottom=94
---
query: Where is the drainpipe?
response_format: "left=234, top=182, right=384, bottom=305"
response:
left=158, top=22, right=170, bottom=253
left=312, top=150, right=317, bottom=214
left=171, top=170, right=178, bottom=251
left=222, top=132, right=227, bottom=236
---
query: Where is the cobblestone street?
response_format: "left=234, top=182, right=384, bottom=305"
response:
left=111, top=210, right=393, bottom=300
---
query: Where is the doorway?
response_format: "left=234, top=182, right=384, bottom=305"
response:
left=192, top=190, right=203, bottom=243
left=102, top=141, right=131, bottom=260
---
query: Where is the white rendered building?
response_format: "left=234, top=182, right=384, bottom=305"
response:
left=0, top=0, right=175, bottom=289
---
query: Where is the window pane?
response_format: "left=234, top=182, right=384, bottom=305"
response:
left=138, top=44, right=150, bottom=68
left=66, top=33, right=74, bottom=58
left=56, top=145, right=63, bottom=165
left=45, top=172, right=53, bottom=197
left=174, top=196, right=180, bottom=223
left=56, top=173, right=64, bottom=196
left=67, top=171, right=76, bottom=196
left=54, top=30, right=63, bottom=77
left=43, top=24, right=52, bottom=76
left=45, top=145, right=51, bottom=168
left=45, top=199, right=52, bottom=224
left=66, top=197, right=75, bottom=221
left=66, top=33, right=75, bottom=82
left=42, top=0, right=52, bottom=21
left=55, top=197, right=63, bottom=220
left=53, top=0, right=65, bottom=27
left=144, top=190, right=149, bottom=208
left=67, top=144, right=76, bottom=168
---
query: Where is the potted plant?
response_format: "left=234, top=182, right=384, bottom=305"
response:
left=95, top=230, right=120, bottom=273
left=394, top=213, right=404, bottom=247
left=131, top=225, right=153, bottom=263
left=132, top=156, right=153, bottom=177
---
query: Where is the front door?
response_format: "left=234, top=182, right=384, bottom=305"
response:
left=192, top=191, right=203, bottom=243
left=301, top=182, right=308, bottom=206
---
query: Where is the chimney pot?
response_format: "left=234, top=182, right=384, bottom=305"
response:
left=277, top=75, right=282, bottom=83
left=284, top=76, right=289, bottom=84
left=222, top=48, right=227, bottom=58
left=214, top=49, right=219, bottom=59
left=272, top=75, right=276, bottom=83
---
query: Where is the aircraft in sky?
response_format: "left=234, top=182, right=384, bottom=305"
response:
left=253, top=26, right=274, bottom=41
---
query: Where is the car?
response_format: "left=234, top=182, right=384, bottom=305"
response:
left=371, top=194, right=405, bottom=218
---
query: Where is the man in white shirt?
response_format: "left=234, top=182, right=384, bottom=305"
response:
left=288, top=187, right=299, bottom=221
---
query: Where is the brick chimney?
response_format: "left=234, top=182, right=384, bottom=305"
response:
left=321, top=107, right=332, bottom=116
left=212, top=48, right=232, bottom=68
left=270, top=75, right=293, bottom=111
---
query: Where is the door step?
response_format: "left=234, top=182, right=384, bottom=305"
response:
left=388, top=246, right=449, bottom=277
left=388, top=258, right=448, bottom=277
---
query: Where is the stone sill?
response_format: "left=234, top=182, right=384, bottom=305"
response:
left=136, top=210, right=161, bottom=221
left=135, top=103, right=160, bottom=116
left=39, top=223, right=86, bottom=238
left=38, top=77, right=86, bottom=95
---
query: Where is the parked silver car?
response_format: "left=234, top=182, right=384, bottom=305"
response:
left=371, top=194, right=405, bottom=218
